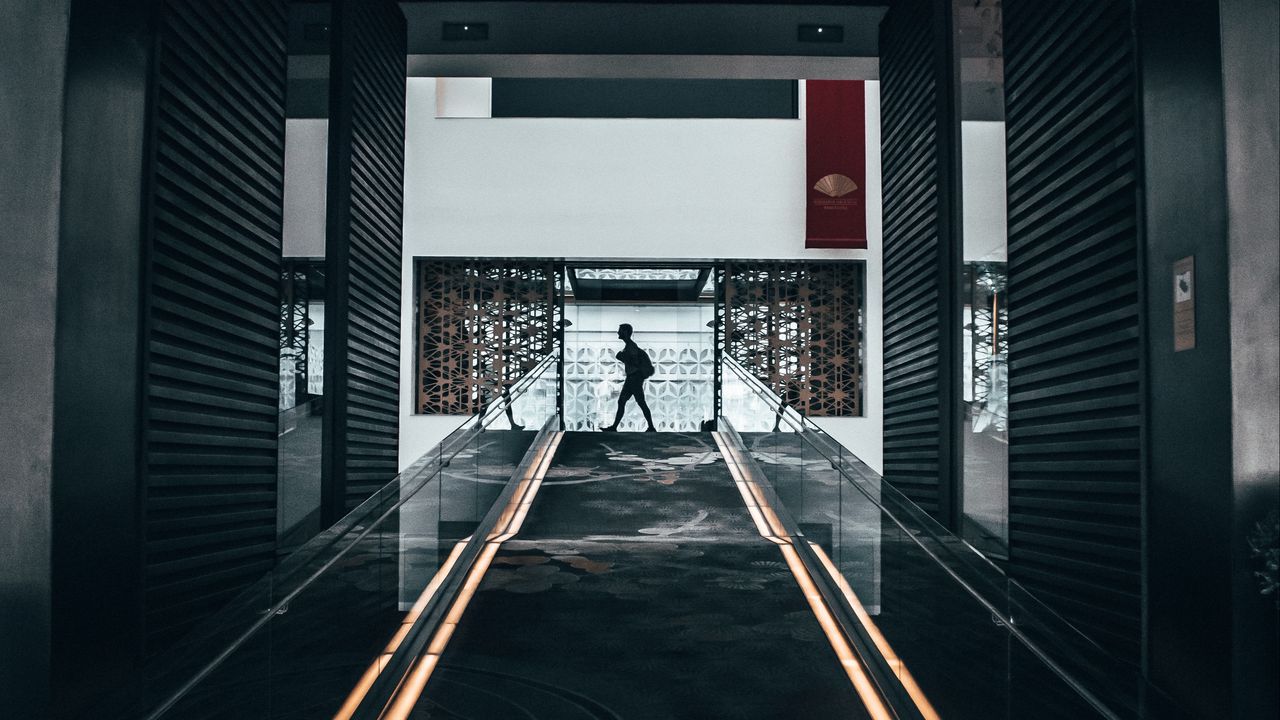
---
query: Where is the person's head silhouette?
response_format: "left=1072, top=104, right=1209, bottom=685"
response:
left=617, top=323, right=633, bottom=341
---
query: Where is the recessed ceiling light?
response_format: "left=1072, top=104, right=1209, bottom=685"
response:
left=799, top=24, right=844, bottom=43
left=443, top=22, right=488, bottom=41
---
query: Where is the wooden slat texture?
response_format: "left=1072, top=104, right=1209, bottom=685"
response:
left=878, top=0, right=954, bottom=521
left=1004, top=0, right=1143, bottom=666
left=142, top=0, right=286, bottom=652
left=324, top=0, right=406, bottom=517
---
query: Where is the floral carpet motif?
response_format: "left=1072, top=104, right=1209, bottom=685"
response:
left=417, top=432, right=868, bottom=720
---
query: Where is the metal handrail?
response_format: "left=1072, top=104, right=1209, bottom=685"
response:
left=347, top=417, right=563, bottom=720
left=719, top=355, right=1132, bottom=720
left=136, top=353, right=561, bottom=720
left=722, top=356, right=1006, bottom=572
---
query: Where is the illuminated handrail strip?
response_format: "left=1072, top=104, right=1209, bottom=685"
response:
left=715, top=435, right=775, bottom=534
left=779, top=543, right=894, bottom=720
left=723, top=441, right=792, bottom=541
left=374, top=431, right=564, bottom=720
left=808, top=543, right=941, bottom=720
left=712, top=433, right=894, bottom=720
left=723, top=357, right=1128, bottom=720
left=331, top=540, right=470, bottom=720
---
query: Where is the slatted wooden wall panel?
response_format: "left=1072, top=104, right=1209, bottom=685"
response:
left=323, top=0, right=406, bottom=518
left=878, top=0, right=958, bottom=522
left=1004, top=0, right=1143, bottom=664
left=141, top=0, right=286, bottom=650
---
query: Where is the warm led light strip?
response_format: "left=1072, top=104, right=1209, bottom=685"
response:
left=808, top=542, right=941, bottom=720
left=711, top=433, right=894, bottom=720
left=723, top=437, right=940, bottom=720
left=332, top=539, right=470, bottom=720
left=713, top=434, right=787, bottom=544
left=490, top=432, right=563, bottom=542
left=377, top=432, right=564, bottom=720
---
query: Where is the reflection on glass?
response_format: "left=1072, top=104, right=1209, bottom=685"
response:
left=306, top=300, right=325, bottom=396
left=278, top=263, right=326, bottom=555
left=962, top=262, right=1008, bottom=553
left=956, top=0, right=1009, bottom=555
left=118, top=403, right=553, bottom=720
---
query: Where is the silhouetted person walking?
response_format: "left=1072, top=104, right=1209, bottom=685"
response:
left=601, top=323, right=656, bottom=432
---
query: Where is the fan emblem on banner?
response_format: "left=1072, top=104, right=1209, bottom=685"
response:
left=813, top=173, right=859, bottom=198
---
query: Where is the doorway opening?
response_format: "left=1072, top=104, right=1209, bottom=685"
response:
left=563, top=264, right=717, bottom=432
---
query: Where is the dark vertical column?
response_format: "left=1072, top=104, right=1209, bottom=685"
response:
left=1138, top=1, right=1236, bottom=716
left=323, top=0, right=406, bottom=521
left=1220, top=2, right=1280, bottom=717
left=0, top=2, right=70, bottom=716
left=50, top=0, right=152, bottom=711
left=1002, top=0, right=1145, bottom=671
left=878, top=0, right=962, bottom=526
left=140, top=0, right=287, bottom=652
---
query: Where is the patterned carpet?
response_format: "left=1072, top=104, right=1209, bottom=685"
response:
left=417, top=432, right=867, bottom=720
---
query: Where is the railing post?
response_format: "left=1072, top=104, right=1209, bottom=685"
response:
left=556, top=264, right=566, bottom=430
left=712, top=264, right=724, bottom=430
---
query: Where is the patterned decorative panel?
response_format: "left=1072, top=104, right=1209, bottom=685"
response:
left=417, top=260, right=560, bottom=415
left=573, top=268, right=701, bottom=281
left=723, top=262, right=863, bottom=417
left=564, top=342, right=715, bottom=432
left=323, top=0, right=406, bottom=516
left=1004, top=0, right=1143, bottom=666
left=878, top=0, right=958, bottom=520
left=141, top=0, right=286, bottom=651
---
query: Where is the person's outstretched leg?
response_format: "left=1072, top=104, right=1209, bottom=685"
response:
left=503, top=387, right=524, bottom=431
left=602, top=382, right=633, bottom=431
left=633, top=381, right=656, bottom=431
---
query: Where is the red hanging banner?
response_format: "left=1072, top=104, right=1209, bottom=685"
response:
left=806, top=80, right=867, bottom=249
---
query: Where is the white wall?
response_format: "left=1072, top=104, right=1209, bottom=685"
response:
left=398, top=78, right=884, bottom=473
left=961, top=121, right=1008, bottom=263
left=283, top=119, right=328, bottom=258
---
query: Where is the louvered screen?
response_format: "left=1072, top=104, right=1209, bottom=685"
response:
left=323, top=0, right=406, bottom=516
left=1004, top=0, right=1143, bottom=665
left=141, top=0, right=286, bottom=651
left=878, top=0, right=956, bottom=521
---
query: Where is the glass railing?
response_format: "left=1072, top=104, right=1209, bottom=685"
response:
left=277, top=395, right=324, bottom=557
left=91, top=354, right=560, bottom=720
left=719, top=356, right=1188, bottom=720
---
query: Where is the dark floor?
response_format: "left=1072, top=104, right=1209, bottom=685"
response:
left=417, top=431, right=867, bottom=720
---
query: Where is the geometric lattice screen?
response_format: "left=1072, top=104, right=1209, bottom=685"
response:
left=724, top=261, right=863, bottom=416
left=417, top=259, right=559, bottom=414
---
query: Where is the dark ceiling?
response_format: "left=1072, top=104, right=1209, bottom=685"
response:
left=287, top=1, right=887, bottom=116
left=289, top=2, right=887, bottom=57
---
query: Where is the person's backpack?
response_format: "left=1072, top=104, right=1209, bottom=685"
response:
left=638, top=349, right=656, bottom=379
